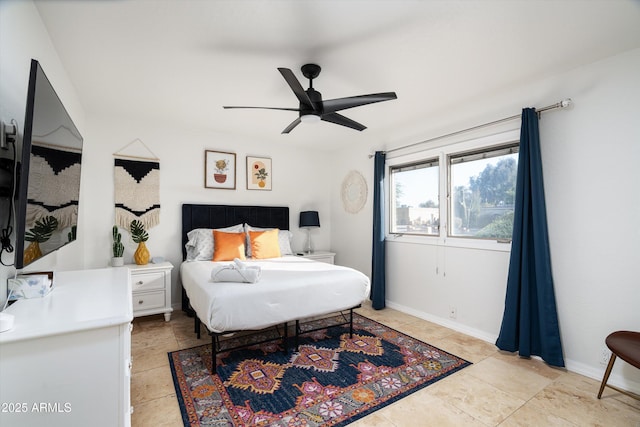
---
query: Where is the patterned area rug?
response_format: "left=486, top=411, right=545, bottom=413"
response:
left=169, top=313, right=470, bottom=426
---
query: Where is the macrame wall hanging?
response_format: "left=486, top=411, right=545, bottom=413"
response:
left=27, top=142, right=82, bottom=228
left=113, top=139, right=160, bottom=230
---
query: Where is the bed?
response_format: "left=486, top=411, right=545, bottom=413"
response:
left=180, top=204, right=371, bottom=372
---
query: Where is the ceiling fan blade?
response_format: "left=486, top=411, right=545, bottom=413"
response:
left=321, top=112, right=366, bottom=131
left=321, top=92, right=397, bottom=114
left=282, top=117, right=301, bottom=134
left=278, top=68, right=315, bottom=110
left=223, top=106, right=300, bottom=111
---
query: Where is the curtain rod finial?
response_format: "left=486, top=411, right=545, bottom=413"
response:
left=561, top=98, right=572, bottom=108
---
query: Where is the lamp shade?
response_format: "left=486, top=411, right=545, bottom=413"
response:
left=299, top=211, right=320, bottom=228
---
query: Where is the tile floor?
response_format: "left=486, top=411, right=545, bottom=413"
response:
left=131, top=302, right=640, bottom=426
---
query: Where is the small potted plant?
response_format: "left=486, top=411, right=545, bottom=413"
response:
left=130, top=219, right=150, bottom=265
left=112, top=225, right=124, bottom=267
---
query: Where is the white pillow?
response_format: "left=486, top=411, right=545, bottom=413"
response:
left=245, top=224, right=293, bottom=256
left=185, top=224, right=244, bottom=261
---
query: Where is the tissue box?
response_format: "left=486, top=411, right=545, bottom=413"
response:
left=8, top=272, right=54, bottom=300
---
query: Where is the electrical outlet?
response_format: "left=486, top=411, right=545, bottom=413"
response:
left=1, top=120, right=17, bottom=150
left=600, top=347, right=611, bottom=365
left=449, top=306, right=457, bottom=319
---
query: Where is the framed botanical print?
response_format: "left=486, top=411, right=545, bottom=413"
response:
left=246, top=156, right=272, bottom=190
left=205, top=150, right=236, bottom=189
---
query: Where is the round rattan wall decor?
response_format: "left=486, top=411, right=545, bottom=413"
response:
left=341, top=170, right=368, bottom=214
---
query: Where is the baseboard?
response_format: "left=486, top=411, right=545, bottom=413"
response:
left=385, top=301, right=498, bottom=344
left=564, top=358, right=640, bottom=396
left=385, top=300, right=640, bottom=396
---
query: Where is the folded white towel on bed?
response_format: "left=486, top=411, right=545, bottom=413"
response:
left=211, top=259, right=262, bottom=283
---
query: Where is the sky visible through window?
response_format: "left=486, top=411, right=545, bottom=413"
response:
left=451, top=154, right=518, bottom=190
left=395, top=161, right=491, bottom=208
left=395, top=154, right=518, bottom=208
left=394, top=166, right=439, bottom=207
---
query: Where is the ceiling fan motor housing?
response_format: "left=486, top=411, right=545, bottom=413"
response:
left=301, top=88, right=323, bottom=117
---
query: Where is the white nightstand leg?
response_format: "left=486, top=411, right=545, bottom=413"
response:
left=164, top=312, right=171, bottom=322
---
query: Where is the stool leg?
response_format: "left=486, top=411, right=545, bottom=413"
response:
left=597, top=353, right=617, bottom=399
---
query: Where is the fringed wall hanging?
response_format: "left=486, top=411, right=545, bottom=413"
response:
left=113, top=139, right=160, bottom=230
left=26, top=142, right=82, bottom=229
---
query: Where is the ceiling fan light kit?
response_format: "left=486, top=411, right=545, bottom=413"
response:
left=300, top=114, right=321, bottom=124
left=223, top=63, right=397, bottom=134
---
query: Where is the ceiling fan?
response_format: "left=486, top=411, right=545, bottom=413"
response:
left=223, top=64, right=397, bottom=134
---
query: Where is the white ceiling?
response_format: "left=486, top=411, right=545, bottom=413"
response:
left=34, top=0, right=640, bottom=150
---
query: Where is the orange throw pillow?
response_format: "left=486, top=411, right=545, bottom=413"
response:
left=249, top=229, right=281, bottom=259
left=212, top=230, right=246, bottom=261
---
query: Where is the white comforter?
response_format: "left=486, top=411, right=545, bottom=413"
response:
left=180, top=256, right=371, bottom=333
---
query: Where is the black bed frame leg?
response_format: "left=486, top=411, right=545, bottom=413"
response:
left=295, top=320, right=300, bottom=351
left=349, top=308, right=354, bottom=338
left=195, top=316, right=201, bottom=339
left=283, top=322, right=289, bottom=354
left=211, top=335, right=217, bottom=374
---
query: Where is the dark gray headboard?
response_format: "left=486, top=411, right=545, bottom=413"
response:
left=181, top=204, right=290, bottom=260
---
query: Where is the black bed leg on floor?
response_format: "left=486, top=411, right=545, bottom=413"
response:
left=195, top=316, right=201, bottom=339
left=211, top=335, right=217, bottom=374
left=283, top=322, right=288, bottom=354
left=349, top=308, right=354, bottom=338
left=295, top=320, right=300, bottom=351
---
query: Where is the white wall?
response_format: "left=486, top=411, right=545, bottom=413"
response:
left=331, top=48, right=640, bottom=392
left=82, top=114, right=332, bottom=305
left=0, top=1, right=87, bottom=302
left=329, top=141, right=375, bottom=273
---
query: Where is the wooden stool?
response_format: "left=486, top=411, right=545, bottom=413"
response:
left=597, top=330, right=640, bottom=400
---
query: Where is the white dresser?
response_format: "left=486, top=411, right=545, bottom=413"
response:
left=127, top=261, right=173, bottom=321
left=0, top=268, right=133, bottom=427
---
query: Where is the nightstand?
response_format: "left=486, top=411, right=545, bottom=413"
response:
left=296, top=251, right=336, bottom=265
left=127, top=261, right=174, bottom=321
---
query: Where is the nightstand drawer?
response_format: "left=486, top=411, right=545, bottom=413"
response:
left=132, top=290, right=165, bottom=312
left=131, top=271, right=165, bottom=292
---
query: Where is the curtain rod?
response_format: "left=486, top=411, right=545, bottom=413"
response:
left=371, top=98, right=572, bottom=158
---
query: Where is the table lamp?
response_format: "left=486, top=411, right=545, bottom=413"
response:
left=299, top=211, right=320, bottom=253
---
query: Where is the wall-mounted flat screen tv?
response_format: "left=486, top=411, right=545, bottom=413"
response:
left=14, top=59, right=83, bottom=269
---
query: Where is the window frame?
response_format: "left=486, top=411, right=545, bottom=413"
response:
left=385, top=129, right=520, bottom=252
left=389, top=157, right=440, bottom=237
left=447, top=141, right=519, bottom=240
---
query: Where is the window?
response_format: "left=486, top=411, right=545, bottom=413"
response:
left=386, top=130, right=520, bottom=245
left=448, top=143, right=519, bottom=239
left=390, top=159, right=439, bottom=235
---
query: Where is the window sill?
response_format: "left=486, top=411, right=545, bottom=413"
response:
left=386, top=233, right=512, bottom=253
